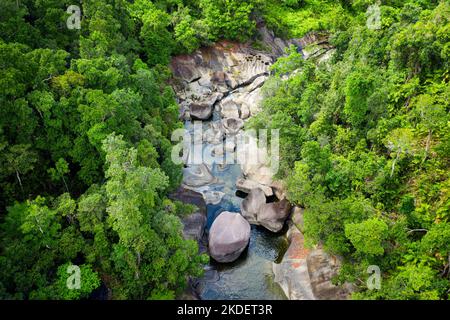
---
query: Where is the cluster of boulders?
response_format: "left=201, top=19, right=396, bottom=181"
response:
left=172, top=25, right=350, bottom=299
left=172, top=25, right=306, bottom=202
left=207, top=184, right=293, bottom=263
left=241, top=188, right=291, bottom=233
left=171, top=41, right=272, bottom=125
left=171, top=29, right=294, bottom=265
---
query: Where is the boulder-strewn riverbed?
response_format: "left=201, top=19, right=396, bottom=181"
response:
left=170, top=25, right=351, bottom=300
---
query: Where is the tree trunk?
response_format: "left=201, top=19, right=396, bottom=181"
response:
left=423, top=129, right=432, bottom=163
left=135, top=252, right=141, bottom=280
left=16, top=170, right=24, bottom=192
left=62, top=176, right=69, bottom=193
left=390, top=152, right=399, bottom=178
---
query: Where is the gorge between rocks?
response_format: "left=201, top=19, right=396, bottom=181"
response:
left=169, top=27, right=349, bottom=300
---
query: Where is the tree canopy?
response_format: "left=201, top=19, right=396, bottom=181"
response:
left=249, top=0, right=450, bottom=300
left=1, top=0, right=449, bottom=300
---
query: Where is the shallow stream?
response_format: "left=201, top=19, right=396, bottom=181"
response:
left=184, top=113, right=288, bottom=300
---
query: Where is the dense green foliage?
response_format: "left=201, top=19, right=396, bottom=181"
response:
left=0, top=0, right=214, bottom=299
left=250, top=0, right=450, bottom=299
left=1, top=0, right=449, bottom=300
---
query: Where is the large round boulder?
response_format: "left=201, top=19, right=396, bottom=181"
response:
left=208, top=212, right=251, bottom=263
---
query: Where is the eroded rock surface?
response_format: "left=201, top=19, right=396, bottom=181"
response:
left=241, top=189, right=291, bottom=233
left=190, top=103, right=214, bottom=120
left=183, top=164, right=216, bottom=188
left=273, top=207, right=352, bottom=300
left=273, top=221, right=315, bottom=300
left=182, top=213, right=207, bottom=242
left=258, top=199, right=291, bottom=233
left=241, top=188, right=266, bottom=223
left=222, top=118, right=244, bottom=135
left=307, top=249, right=352, bottom=300
left=220, top=99, right=240, bottom=119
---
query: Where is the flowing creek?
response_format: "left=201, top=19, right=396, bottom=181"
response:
left=169, top=32, right=300, bottom=300
left=183, top=115, right=289, bottom=300
left=170, top=28, right=345, bottom=300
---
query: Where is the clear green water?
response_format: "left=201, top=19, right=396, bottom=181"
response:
left=184, top=100, right=288, bottom=300
left=198, top=225, right=289, bottom=300
left=195, top=163, right=288, bottom=300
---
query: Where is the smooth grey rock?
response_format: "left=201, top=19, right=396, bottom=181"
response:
left=258, top=199, right=291, bottom=233
left=208, top=212, right=251, bottom=263
left=212, top=144, right=224, bottom=156
left=183, top=164, right=216, bottom=187
left=190, top=103, right=213, bottom=120
left=198, top=76, right=213, bottom=88
left=225, top=139, right=236, bottom=152
left=248, top=87, right=263, bottom=116
left=291, top=206, right=304, bottom=231
left=171, top=56, right=201, bottom=82
left=204, top=121, right=224, bottom=145
left=273, top=220, right=352, bottom=300
left=220, top=100, right=240, bottom=119
left=203, top=191, right=225, bottom=205
left=240, top=103, right=251, bottom=119
left=271, top=180, right=287, bottom=200
left=241, top=188, right=266, bottom=224
left=186, top=81, right=212, bottom=99
left=306, top=249, right=351, bottom=300
left=222, top=118, right=244, bottom=135
left=273, top=223, right=315, bottom=300
left=169, top=187, right=206, bottom=215
left=182, top=212, right=206, bottom=242
left=247, top=75, right=267, bottom=92
left=202, top=92, right=223, bottom=106
left=171, top=187, right=207, bottom=244
left=236, top=178, right=273, bottom=197
left=236, top=133, right=274, bottom=187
